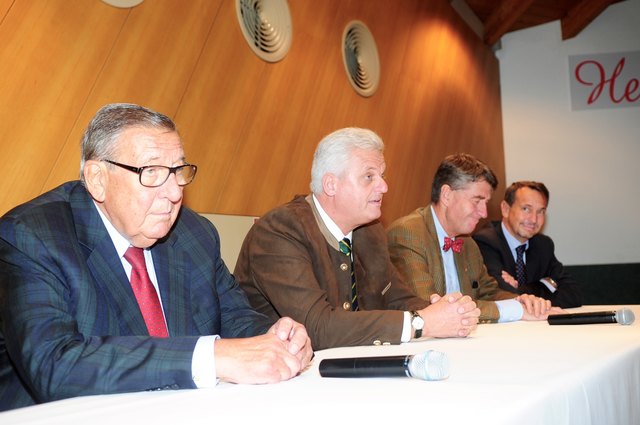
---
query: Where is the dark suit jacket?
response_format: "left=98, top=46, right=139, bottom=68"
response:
left=387, top=205, right=517, bottom=323
left=234, top=195, right=428, bottom=350
left=0, top=181, right=271, bottom=411
left=473, top=220, right=582, bottom=308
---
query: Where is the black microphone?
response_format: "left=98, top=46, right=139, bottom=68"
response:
left=548, top=308, right=635, bottom=325
left=318, top=350, right=449, bottom=381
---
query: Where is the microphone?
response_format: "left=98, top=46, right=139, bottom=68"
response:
left=318, top=350, right=449, bottom=381
left=548, top=308, right=635, bottom=326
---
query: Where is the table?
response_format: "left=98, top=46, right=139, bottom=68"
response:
left=2, top=305, right=639, bottom=425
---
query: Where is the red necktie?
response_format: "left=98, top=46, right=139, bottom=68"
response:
left=443, top=236, right=464, bottom=253
left=124, top=247, right=169, bottom=337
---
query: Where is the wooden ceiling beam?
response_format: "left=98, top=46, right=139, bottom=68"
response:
left=561, top=0, right=615, bottom=40
left=483, top=0, right=535, bottom=46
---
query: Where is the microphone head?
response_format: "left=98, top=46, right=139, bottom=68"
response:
left=616, top=308, right=635, bottom=325
left=408, top=350, right=450, bottom=381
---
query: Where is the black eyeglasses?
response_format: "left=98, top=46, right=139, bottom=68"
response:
left=104, top=160, right=198, bottom=187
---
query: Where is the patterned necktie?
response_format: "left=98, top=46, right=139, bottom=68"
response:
left=339, top=238, right=358, bottom=311
left=515, top=244, right=527, bottom=287
left=442, top=236, right=464, bottom=253
left=124, top=247, right=169, bottom=337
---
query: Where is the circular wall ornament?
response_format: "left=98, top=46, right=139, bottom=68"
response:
left=342, top=20, right=380, bottom=97
left=236, top=0, right=292, bottom=63
left=101, top=0, right=144, bottom=8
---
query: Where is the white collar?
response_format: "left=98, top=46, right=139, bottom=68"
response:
left=312, top=194, right=353, bottom=241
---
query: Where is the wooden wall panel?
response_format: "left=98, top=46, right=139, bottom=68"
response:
left=216, top=1, right=359, bottom=213
left=178, top=0, right=297, bottom=213
left=0, top=0, right=505, bottom=230
left=43, top=0, right=222, bottom=190
left=0, top=1, right=127, bottom=208
left=0, top=0, right=13, bottom=19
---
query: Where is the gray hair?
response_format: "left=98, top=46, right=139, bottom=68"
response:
left=80, top=103, right=177, bottom=182
left=310, top=127, right=384, bottom=194
left=431, top=153, right=498, bottom=203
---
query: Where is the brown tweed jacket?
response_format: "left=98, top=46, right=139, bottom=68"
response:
left=386, top=205, right=516, bottom=323
left=234, top=195, right=428, bottom=350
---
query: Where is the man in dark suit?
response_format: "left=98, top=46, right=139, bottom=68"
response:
left=0, top=103, right=312, bottom=411
left=473, top=181, right=582, bottom=308
left=234, top=128, right=480, bottom=350
left=387, top=154, right=557, bottom=323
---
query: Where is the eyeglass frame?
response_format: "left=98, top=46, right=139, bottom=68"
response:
left=103, top=159, right=198, bottom=187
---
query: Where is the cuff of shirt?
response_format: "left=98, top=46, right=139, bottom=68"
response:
left=401, top=311, right=412, bottom=342
left=192, top=335, right=220, bottom=388
left=539, top=278, right=558, bottom=293
left=496, top=299, right=524, bottom=322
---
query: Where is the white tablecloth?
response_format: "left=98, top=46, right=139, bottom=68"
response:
left=2, top=305, right=639, bottom=424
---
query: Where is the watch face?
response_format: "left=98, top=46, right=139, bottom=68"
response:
left=413, top=316, right=424, bottom=329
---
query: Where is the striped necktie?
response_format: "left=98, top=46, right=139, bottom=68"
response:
left=339, top=238, right=358, bottom=311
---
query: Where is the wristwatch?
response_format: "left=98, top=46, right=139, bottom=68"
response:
left=410, top=311, right=424, bottom=339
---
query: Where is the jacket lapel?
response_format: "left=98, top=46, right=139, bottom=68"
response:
left=496, top=223, right=518, bottom=272
left=151, top=231, right=190, bottom=336
left=70, top=184, right=149, bottom=336
left=455, top=238, right=474, bottom=295
left=421, top=206, right=447, bottom=295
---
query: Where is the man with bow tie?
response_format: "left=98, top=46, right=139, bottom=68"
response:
left=387, top=153, right=556, bottom=323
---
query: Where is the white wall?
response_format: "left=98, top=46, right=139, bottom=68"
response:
left=496, top=0, right=640, bottom=266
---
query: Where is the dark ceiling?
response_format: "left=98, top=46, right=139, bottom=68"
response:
left=461, top=0, right=626, bottom=46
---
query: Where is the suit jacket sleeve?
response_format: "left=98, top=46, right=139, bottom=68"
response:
left=387, top=208, right=444, bottom=301
left=531, top=238, right=582, bottom=308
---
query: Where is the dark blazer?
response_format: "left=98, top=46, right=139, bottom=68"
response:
left=473, top=220, right=582, bottom=308
left=387, top=205, right=517, bottom=323
left=234, top=195, right=428, bottom=350
left=0, top=181, right=271, bottom=411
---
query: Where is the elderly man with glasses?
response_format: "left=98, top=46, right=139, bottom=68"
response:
left=0, top=103, right=312, bottom=411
